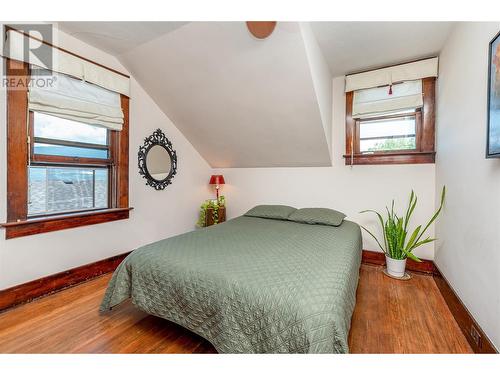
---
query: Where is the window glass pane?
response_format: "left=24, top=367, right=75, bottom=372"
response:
left=33, top=112, right=107, bottom=145
left=359, top=116, right=416, bottom=152
left=28, top=168, right=47, bottom=215
left=94, top=169, right=108, bottom=209
left=28, top=166, right=108, bottom=216
left=34, top=143, right=108, bottom=159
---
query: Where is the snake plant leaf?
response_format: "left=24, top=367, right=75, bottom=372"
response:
left=404, top=191, right=417, bottom=232
left=360, top=209, right=388, bottom=250
left=397, top=216, right=405, bottom=250
left=359, top=225, right=385, bottom=253
left=411, top=237, right=436, bottom=250
left=414, top=186, right=446, bottom=245
left=386, top=206, right=392, bottom=222
left=404, top=225, right=421, bottom=252
left=404, top=191, right=414, bottom=222
left=404, top=250, right=421, bottom=262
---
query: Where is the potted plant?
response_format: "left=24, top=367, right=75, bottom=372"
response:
left=196, top=198, right=225, bottom=228
left=360, top=187, right=446, bottom=278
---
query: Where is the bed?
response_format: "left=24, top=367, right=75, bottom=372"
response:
left=100, top=212, right=362, bottom=353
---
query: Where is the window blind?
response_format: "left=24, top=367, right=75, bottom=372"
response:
left=29, top=69, right=124, bottom=130
left=352, top=80, right=422, bottom=119
left=4, top=28, right=130, bottom=96
left=345, top=57, right=438, bottom=93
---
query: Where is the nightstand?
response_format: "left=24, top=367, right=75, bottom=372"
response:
left=205, top=206, right=226, bottom=227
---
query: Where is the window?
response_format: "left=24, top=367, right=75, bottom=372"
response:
left=358, top=110, right=419, bottom=153
left=28, top=113, right=111, bottom=217
left=345, top=77, right=436, bottom=165
left=1, top=59, right=131, bottom=239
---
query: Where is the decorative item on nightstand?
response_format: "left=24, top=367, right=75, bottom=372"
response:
left=209, top=175, right=225, bottom=199
left=197, top=175, right=227, bottom=228
left=197, top=198, right=226, bottom=228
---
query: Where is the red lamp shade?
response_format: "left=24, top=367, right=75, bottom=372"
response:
left=209, top=175, right=225, bottom=185
left=209, top=175, right=225, bottom=199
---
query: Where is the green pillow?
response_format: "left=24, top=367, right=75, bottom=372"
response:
left=244, top=205, right=297, bottom=220
left=288, top=207, right=346, bottom=227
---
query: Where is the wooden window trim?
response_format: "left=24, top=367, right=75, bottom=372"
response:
left=344, top=77, right=436, bottom=165
left=353, top=110, right=421, bottom=154
left=0, top=59, right=131, bottom=239
left=1, top=208, right=133, bottom=239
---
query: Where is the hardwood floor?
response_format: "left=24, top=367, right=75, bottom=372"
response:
left=0, top=264, right=472, bottom=354
left=349, top=265, right=472, bottom=353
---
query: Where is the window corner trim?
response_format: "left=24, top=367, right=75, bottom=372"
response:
left=0, top=207, right=133, bottom=239
left=343, top=151, right=435, bottom=165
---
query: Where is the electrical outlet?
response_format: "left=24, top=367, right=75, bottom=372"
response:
left=470, top=325, right=482, bottom=348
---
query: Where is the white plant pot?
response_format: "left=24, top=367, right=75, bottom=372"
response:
left=385, top=255, right=407, bottom=278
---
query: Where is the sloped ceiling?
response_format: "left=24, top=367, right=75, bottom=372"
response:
left=57, top=22, right=188, bottom=55
left=116, top=22, right=332, bottom=168
left=58, top=21, right=454, bottom=168
left=310, top=22, right=453, bottom=76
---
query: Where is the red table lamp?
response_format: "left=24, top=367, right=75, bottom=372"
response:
left=209, top=175, right=225, bottom=199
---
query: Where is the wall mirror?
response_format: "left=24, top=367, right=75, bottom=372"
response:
left=138, top=129, right=177, bottom=190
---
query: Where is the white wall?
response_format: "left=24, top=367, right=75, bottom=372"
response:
left=0, top=27, right=211, bottom=289
left=300, top=22, right=333, bottom=155
left=118, top=22, right=332, bottom=168
left=215, top=76, right=437, bottom=260
left=436, top=22, right=500, bottom=350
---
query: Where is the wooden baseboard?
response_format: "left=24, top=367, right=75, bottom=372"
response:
left=433, top=266, right=497, bottom=354
left=0, top=252, right=130, bottom=313
left=361, top=249, right=436, bottom=274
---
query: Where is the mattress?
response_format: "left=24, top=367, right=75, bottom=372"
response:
left=100, top=215, right=362, bottom=353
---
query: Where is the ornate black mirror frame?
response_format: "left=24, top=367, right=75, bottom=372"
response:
left=138, top=128, right=178, bottom=190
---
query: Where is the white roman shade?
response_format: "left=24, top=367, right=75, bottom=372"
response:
left=352, top=80, right=423, bottom=119
left=5, top=28, right=130, bottom=96
left=345, top=57, right=438, bottom=93
left=29, top=69, right=124, bottom=130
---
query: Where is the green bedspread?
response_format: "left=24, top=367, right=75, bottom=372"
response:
left=100, top=216, right=362, bottom=353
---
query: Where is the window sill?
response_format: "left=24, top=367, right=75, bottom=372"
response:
left=343, top=151, right=435, bottom=165
left=0, top=207, right=133, bottom=239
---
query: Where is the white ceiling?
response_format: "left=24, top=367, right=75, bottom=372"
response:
left=310, top=22, right=454, bottom=76
left=56, top=21, right=454, bottom=167
left=119, top=22, right=332, bottom=168
left=57, top=22, right=188, bottom=55
left=58, top=21, right=454, bottom=76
